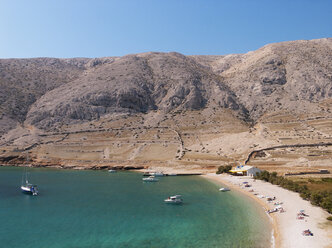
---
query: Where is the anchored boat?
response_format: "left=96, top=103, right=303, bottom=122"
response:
left=219, top=187, right=230, bottom=192
left=21, top=167, right=38, bottom=196
left=150, top=172, right=165, bottom=177
left=164, top=195, right=183, bottom=204
left=142, top=176, right=159, bottom=182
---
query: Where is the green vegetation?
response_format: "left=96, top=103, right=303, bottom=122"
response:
left=322, top=178, right=332, bottom=183
left=254, top=171, right=332, bottom=218
left=216, top=165, right=232, bottom=174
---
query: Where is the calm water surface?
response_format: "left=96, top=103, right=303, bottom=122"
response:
left=0, top=167, right=271, bottom=248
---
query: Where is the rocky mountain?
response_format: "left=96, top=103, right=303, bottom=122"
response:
left=193, top=38, right=332, bottom=120
left=25, top=52, right=247, bottom=130
left=0, top=57, right=89, bottom=134
left=0, top=38, right=332, bottom=173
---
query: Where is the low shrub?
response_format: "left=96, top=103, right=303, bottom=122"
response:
left=255, top=170, right=332, bottom=214
left=216, top=165, right=232, bottom=174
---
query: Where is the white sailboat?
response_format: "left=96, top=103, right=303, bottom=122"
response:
left=21, top=166, right=38, bottom=196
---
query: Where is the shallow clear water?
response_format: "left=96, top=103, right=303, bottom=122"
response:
left=0, top=167, right=271, bottom=248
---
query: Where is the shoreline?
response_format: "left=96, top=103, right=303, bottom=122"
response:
left=202, top=173, right=332, bottom=248
left=202, top=174, right=279, bottom=248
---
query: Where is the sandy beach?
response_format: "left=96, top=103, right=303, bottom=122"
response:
left=203, top=173, right=332, bottom=248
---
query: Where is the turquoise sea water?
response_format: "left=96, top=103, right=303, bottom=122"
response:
left=0, top=167, right=271, bottom=248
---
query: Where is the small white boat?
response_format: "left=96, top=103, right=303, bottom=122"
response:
left=164, top=195, right=183, bottom=204
left=108, top=169, right=117, bottom=173
left=219, top=187, right=230, bottom=192
left=150, top=172, right=164, bottom=177
left=142, top=176, right=159, bottom=182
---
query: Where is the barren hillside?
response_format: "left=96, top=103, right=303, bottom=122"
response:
left=1, top=38, right=331, bottom=174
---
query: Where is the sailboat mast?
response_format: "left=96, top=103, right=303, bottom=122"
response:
left=21, top=167, right=24, bottom=185
left=25, top=156, right=29, bottom=184
left=25, top=169, right=29, bottom=184
left=22, top=153, right=29, bottom=185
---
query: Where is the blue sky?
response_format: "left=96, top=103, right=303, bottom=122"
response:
left=0, top=0, right=331, bottom=58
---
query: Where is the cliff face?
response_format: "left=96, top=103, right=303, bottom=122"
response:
left=0, top=57, right=89, bottom=134
left=193, top=38, right=332, bottom=120
left=25, top=52, right=247, bottom=130
left=1, top=38, right=332, bottom=173
left=1, top=38, right=332, bottom=132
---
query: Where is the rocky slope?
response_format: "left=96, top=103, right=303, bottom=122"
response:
left=193, top=38, right=332, bottom=120
left=0, top=38, right=332, bottom=173
left=0, top=57, right=89, bottom=134
left=25, top=52, right=247, bottom=130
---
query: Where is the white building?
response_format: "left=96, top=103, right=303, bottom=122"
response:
left=229, top=165, right=261, bottom=177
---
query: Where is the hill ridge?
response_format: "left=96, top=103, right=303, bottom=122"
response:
left=0, top=38, right=331, bottom=173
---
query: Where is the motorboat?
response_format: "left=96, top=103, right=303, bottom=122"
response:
left=219, top=187, right=230, bottom=192
left=150, top=172, right=165, bottom=177
left=142, top=176, right=159, bottom=182
left=167, top=173, right=177, bottom=176
left=108, top=169, right=117, bottom=173
left=164, top=195, right=183, bottom=204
